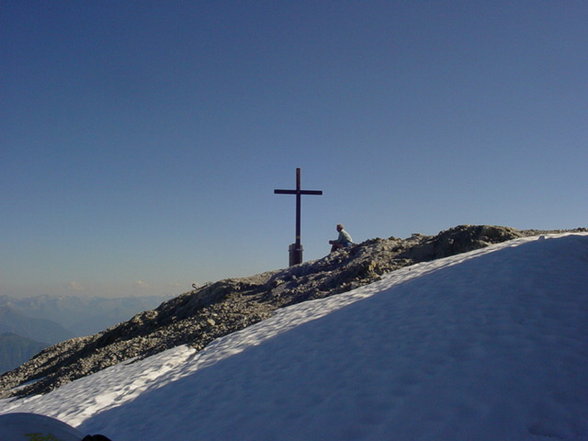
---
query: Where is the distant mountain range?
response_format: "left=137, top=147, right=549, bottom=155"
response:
left=0, top=295, right=170, bottom=374
left=0, top=306, right=73, bottom=343
left=0, top=333, right=48, bottom=374
left=0, top=295, right=171, bottom=336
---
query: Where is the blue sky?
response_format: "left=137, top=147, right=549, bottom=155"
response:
left=2, top=1, right=587, bottom=298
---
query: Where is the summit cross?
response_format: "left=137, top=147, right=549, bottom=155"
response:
left=274, top=168, right=323, bottom=266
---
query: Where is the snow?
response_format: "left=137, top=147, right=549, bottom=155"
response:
left=1, top=233, right=588, bottom=441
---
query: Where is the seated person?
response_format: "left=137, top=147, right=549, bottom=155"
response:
left=329, top=224, right=353, bottom=252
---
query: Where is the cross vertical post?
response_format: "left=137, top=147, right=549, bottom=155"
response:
left=274, top=168, right=323, bottom=266
left=295, top=167, right=302, bottom=249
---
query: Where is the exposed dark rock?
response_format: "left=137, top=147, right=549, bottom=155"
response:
left=1, top=225, right=584, bottom=398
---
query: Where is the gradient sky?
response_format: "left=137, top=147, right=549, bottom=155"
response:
left=2, top=1, right=587, bottom=298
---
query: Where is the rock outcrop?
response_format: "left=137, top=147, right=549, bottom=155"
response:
left=1, top=225, right=584, bottom=398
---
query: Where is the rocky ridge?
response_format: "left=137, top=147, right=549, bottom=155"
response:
left=1, top=225, right=584, bottom=398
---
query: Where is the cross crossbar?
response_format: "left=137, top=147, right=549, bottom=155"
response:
left=274, top=168, right=323, bottom=265
left=274, top=189, right=323, bottom=195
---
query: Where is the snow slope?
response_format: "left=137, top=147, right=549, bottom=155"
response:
left=1, top=234, right=587, bottom=441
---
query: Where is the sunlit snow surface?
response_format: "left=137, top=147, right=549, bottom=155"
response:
left=2, top=234, right=587, bottom=441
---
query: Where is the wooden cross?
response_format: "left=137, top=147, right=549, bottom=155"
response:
left=274, top=168, right=323, bottom=266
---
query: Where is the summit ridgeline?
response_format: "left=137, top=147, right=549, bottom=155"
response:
left=1, top=225, right=585, bottom=398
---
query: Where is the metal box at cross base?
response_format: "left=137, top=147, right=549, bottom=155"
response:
left=289, top=243, right=303, bottom=266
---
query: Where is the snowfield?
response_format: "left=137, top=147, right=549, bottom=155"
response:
left=1, top=233, right=587, bottom=441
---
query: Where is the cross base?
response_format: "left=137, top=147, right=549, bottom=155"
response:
left=289, top=243, right=303, bottom=266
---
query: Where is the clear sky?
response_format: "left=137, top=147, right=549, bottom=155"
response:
left=2, top=1, right=587, bottom=298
